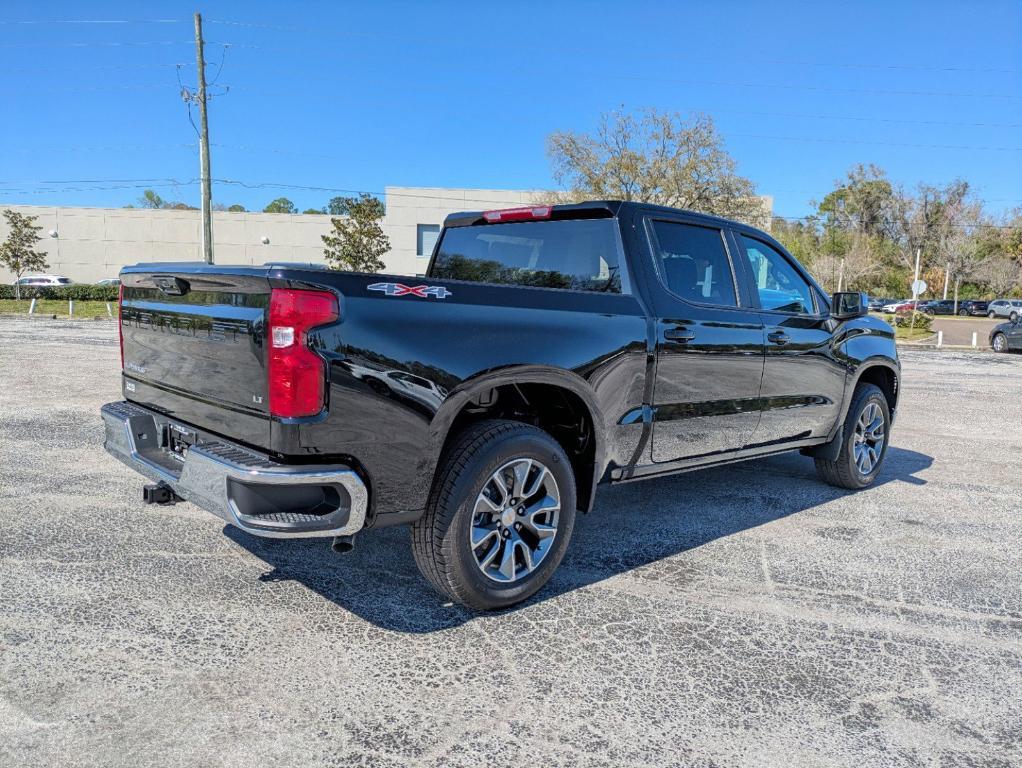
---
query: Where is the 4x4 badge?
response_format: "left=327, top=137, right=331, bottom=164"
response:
left=368, top=282, right=452, bottom=299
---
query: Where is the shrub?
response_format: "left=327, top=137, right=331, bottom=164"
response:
left=893, top=311, right=933, bottom=332
left=0, top=284, right=119, bottom=301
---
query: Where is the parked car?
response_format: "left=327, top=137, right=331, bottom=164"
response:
left=920, top=300, right=958, bottom=315
left=990, top=318, right=1022, bottom=353
left=97, top=278, right=121, bottom=286
left=13, top=275, right=73, bottom=287
left=868, top=297, right=893, bottom=312
left=957, top=300, right=988, bottom=317
left=102, top=201, right=900, bottom=610
left=893, top=300, right=925, bottom=314
left=987, top=299, right=1022, bottom=322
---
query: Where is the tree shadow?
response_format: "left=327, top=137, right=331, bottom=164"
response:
left=224, top=446, right=932, bottom=633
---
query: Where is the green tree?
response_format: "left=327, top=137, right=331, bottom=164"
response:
left=321, top=194, right=390, bottom=273
left=327, top=197, right=349, bottom=216
left=137, top=189, right=165, bottom=209
left=227, top=204, right=246, bottom=212
left=303, top=207, right=326, bottom=215
left=0, top=209, right=49, bottom=300
left=263, top=197, right=297, bottom=214
left=546, top=108, right=765, bottom=225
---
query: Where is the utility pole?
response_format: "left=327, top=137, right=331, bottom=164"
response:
left=943, top=262, right=950, bottom=300
left=194, top=12, right=213, bottom=263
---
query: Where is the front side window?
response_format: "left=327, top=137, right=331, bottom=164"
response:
left=738, top=234, right=816, bottom=314
left=431, top=218, right=623, bottom=293
left=649, top=221, right=737, bottom=307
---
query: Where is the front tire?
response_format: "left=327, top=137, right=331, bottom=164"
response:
left=958, top=309, right=969, bottom=316
left=411, top=420, right=576, bottom=610
left=815, top=384, right=890, bottom=490
left=988, top=311, right=996, bottom=318
left=992, top=333, right=1008, bottom=353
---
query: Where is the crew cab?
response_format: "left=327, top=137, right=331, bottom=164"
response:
left=102, top=201, right=900, bottom=609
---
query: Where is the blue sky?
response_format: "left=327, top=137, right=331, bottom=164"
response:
left=2, top=0, right=1020, bottom=220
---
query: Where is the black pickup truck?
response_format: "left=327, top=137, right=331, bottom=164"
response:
left=103, top=201, right=899, bottom=609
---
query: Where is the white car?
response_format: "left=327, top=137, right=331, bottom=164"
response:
left=14, top=275, right=73, bottom=287
left=881, top=301, right=903, bottom=313
left=96, top=278, right=121, bottom=286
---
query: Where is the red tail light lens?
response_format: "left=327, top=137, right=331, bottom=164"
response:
left=118, top=282, right=125, bottom=371
left=267, top=288, right=339, bottom=418
left=482, top=206, right=552, bottom=223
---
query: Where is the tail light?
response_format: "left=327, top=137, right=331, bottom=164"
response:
left=482, top=206, right=552, bottom=223
left=267, top=288, right=339, bottom=418
left=118, top=282, right=125, bottom=370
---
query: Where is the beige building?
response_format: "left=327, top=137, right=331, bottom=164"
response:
left=0, top=186, right=772, bottom=283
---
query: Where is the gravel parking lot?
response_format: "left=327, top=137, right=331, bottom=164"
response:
left=2, top=316, right=1020, bottom=768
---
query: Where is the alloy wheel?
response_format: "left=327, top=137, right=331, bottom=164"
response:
left=470, top=458, right=560, bottom=583
left=853, top=402, right=886, bottom=476
left=993, top=334, right=1007, bottom=353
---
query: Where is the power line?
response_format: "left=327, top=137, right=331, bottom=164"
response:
left=205, top=18, right=1019, bottom=75
left=729, top=133, right=1022, bottom=152
left=608, top=74, right=1022, bottom=101
left=0, top=18, right=182, bottom=24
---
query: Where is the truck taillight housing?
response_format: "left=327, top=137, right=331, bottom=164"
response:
left=267, top=288, right=339, bottom=418
left=118, top=282, right=125, bottom=370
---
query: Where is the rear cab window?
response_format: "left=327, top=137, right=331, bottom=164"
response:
left=430, top=218, right=626, bottom=293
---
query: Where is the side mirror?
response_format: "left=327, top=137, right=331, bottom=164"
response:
left=831, top=291, right=868, bottom=320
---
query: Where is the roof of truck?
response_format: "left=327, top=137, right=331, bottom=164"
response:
left=443, top=200, right=764, bottom=233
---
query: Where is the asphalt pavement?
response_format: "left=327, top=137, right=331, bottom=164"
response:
left=1, top=316, right=1020, bottom=768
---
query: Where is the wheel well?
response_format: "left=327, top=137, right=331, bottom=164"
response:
left=857, top=366, right=898, bottom=415
left=443, top=383, right=597, bottom=512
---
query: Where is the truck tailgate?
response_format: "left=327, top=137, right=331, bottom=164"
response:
left=120, top=268, right=271, bottom=432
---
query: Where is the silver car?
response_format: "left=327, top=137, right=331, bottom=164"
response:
left=987, top=299, right=1022, bottom=322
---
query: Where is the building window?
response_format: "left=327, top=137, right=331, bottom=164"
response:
left=417, top=224, right=440, bottom=257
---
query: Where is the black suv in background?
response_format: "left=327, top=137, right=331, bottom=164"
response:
left=102, top=201, right=901, bottom=609
left=921, top=300, right=957, bottom=315
left=957, top=300, right=989, bottom=316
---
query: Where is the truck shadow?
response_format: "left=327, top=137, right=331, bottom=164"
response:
left=225, top=446, right=932, bottom=634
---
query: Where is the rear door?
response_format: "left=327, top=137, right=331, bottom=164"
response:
left=732, top=232, right=846, bottom=446
left=644, top=217, right=765, bottom=462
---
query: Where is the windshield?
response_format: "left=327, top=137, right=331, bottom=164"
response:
left=431, top=218, right=624, bottom=293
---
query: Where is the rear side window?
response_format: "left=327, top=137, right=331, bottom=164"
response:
left=431, top=218, right=623, bottom=293
left=649, top=220, right=738, bottom=307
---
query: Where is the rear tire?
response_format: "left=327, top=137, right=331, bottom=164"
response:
left=988, top=311, right=996, bottom=318
left=411, top=420, right=576, bottom=610
left=815, top=384, right=890, bottom=490
left=958, top=309, right=968, bottom=316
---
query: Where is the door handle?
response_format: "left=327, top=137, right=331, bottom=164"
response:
left=664, top=327, right=696, bottom=343
left=767, top=331, right=790, bottom=346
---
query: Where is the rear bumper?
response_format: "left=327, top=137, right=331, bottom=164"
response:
left=101, top=401, right=368, bottom=539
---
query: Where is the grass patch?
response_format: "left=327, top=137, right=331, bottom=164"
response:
left=0, top=299, right=114, bottom=318
left=895, top=325, right=935, bottom=341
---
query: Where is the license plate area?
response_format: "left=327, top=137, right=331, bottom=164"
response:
left=164, top=422, right=198, bottom=461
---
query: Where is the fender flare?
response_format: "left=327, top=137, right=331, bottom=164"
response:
left=806, top=357, right=900, bottom=461
left=425, top=365, right=608, bottom=510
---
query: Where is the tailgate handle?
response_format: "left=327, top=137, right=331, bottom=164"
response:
left=153, top=276, right=190, bottom=296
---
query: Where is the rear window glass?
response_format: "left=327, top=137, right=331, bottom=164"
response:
left=431, top=218, right=623, bottom=293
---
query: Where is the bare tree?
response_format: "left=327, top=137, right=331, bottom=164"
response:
left=545, top=109, right=765, bottom=225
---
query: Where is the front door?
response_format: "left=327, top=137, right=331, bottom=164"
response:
left=645, top=219, right=765, bottom=463
left=732, top=232, right=846, bottom=445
